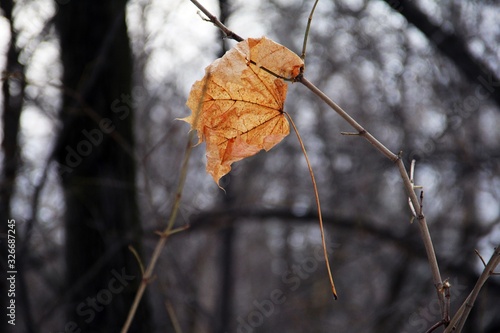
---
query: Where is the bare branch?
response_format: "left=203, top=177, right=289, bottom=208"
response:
left=475, top=249, right=487, bottom=267
left=301, top=0, right=319, bottom=61
left=444, top=246, right=500, bottom=333
left=121, top=73, right=210, bottom=333
left=298, top=74, right=446, bottom=318
left=190, top=0, right=243, bottom=42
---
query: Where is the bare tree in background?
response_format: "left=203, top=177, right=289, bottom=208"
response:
left=1, top=0, right=26, bottom=332
left=54, top=1, right=149, bottom=331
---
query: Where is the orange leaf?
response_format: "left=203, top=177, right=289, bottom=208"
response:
left=182, top=37, right=304, bottom=186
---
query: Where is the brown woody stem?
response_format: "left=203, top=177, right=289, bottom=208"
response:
left=298, top=74, right=445, bottom=314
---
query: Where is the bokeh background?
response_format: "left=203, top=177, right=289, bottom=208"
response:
left=0, top=0, right=499, bottom=332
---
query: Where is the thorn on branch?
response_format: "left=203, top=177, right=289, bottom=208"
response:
left=475, top=249, right=488, bottom=267
left=340, top=131, right=361, bottom=136
left=409, top=197, right=416, bottom=223
left=196, top=10, right=210, bottom=22
left=475, top=249, right=500, bottom=275
left=410, top=159, right=423, bottom=190
left=128, top=245, right=145, bottom=276
left=407, top=159, right=424, bottom=221
left=419, top=190, right=424, bottom=216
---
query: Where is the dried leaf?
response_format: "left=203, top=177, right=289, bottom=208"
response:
left=182, top=37, right=304, bottom=185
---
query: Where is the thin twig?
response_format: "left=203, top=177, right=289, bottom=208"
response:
left=190, top=0, right=243, bottom=42
left=408, top=159, right=422, bottom=223
left=166, top=301, right=184, bottom=333
left=121, top=136, right=193, bottom=332
left=286, top=112, right=337, bottom=299
left=128, top=245, right=145, bottom=276
left=301, top=0, right=320, bottom=61
left=395, top=154, right=446, bottom=317
left=340, top=131, right=361, bottom=136
left=444, top=245, right=500, bottom=333
left=425, top=320, right=445, bottom=333
left=297, top=75, right=398, bottom=161
left=120, top=73, right=208, bottom=333
left=297, top=74, right=446, bottom=315
left=475, top=249, right=487, bottom=267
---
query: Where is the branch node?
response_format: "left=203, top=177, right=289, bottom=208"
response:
left=155, top=225, right=190, bottom=238
left=438, top=278, right=451, bottom=293
left=196, top=10, right=210, bottom=22
left=293, top=72, right=304, bottom=83
left=396, top=151, right=404, bottom=164
left=155, top=230, right=167, bottom=238
left=142, top=275, right=157, bottom=285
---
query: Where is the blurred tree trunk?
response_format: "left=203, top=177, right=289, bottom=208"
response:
left=0, top=0, right=27, bottom=332
left=54, top=1, right=149, bottom=331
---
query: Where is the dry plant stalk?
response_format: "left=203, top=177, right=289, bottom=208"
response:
left=120, top=75, right=210, bottom=333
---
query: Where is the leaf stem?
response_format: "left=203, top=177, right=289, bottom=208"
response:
left=285, top=112, right=338, bottom=299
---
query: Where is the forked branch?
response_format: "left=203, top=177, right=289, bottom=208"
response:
left=444, top=246, right=500, bottom=333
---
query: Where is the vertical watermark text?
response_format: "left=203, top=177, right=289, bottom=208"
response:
left=6, top=219, right=16, bottom=326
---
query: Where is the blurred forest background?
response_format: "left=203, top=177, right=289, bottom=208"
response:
left=0, top=0, right=499, bottom=332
